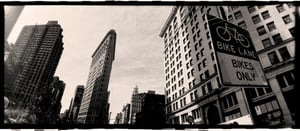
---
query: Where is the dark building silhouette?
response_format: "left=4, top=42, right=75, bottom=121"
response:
left=114, top=112, right=123, bottom=124
left=135, top=91, right=165, bottom=126
left=68, top=85, right=84, bottom=122
left=6, top=21, right=64, bottom=106
left=47, top=76, right=65, bottom=123
left=121, top=103, right=131, bottom=124
left=77, top=30, right=116, bottom=124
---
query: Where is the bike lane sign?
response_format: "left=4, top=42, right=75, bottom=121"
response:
left=207, top=15, right=268, bottom=87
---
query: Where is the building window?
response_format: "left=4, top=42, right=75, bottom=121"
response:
left=257, top=5, right=264, bottom=9
left=257, top=88, right=265, bottom=96
left=198, top=63, right=202, bottom=71
left=207, top=82, right=212, bottom=92
left=222, top=93, right=238, bottom=109
left=276, top=71, right=295, bottom=88
left=225, top=111, right=242, bottom=121
left=192, top=27, right=195, bottom=34
left=272, top=34, right=283, bottom=44
left=230, top=6, right=238, bottom=11
left=252, top=15, right=261, bottom=24
left=266, top=22, right=276, bottom=32
left=265, top=87, right=273, bottom=93
left=276, top=4, right=285, bottom=13
left=287, top=3, right=294, bottom=8
left=202, top=14, right=206, bottom=21
left=190, top=92, right=194, bottom=101
left=282, top=15, right=292, bottom=24
left=261, top=11, right=271, bottom=20
left=238, top=21, right=247, bottom=29
left=211, top=52, right=215, bottom=61
left=193, top=35, right=197, bottom=42
left=228, top=15, right=234, bottom=22
left=255, top=100, right=280, bottom=116
left=195, top=22, right=199, bottom=29
left=289, top=28, right=294, bottom=37
left=204, top=70, right=209, bottom=78
left=202, top=85, right=206, bottom=95
left=262, top=38, right=272, bottom=48
left=248, top=6, right=256, bottom=13
left=249, top=88, right=257, bottom=98
left=192, top=108, right=201, bottom=119
left=204, top=23, right=208, bottom=30
left=194, top=14, right=198, bottom=21
left=181, top=113, right=188, bottom=123
left=203, top=58, right=207, bottom=67
left=278, top=47, right=291, bottom=60
left=268, top=51, right=280, bottom=64
left=196, top=52, right=200, bottom=60
left=257, top=26, right=267, bottom=36
left=206, top=32, right=210, bottom=39
left=200, top=48, right=204, bottom=57
left=234, top=11, right=243, bottom=20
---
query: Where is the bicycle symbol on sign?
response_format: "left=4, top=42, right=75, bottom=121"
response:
left=216, top=23, right=251, bottom=48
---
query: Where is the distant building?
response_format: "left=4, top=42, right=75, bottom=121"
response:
left=135, top=92, right=165, bottom=126
left=77, top=30, right=116, bottom=124
left=121, top=103, right=131, bottom=124
left=130, top=86, right=145, bottom=124
left=7, top=21, right=64, bottom=106
left=47, top=76, right=65, bottom=122
left=114, top=112, right=123, bottom=124
left=68, top=85, right=84, bottom=122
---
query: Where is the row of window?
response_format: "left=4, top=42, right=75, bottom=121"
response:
left=249, top=86, right=273, bottom=98
left=276, top=70, right=295, bottom=89
left=256, top=14, right=292, bottom=37
left=267, top=46, right=291, bottom=65
left=167, top=80, right=215, bottom=113
left=255, top=100, right=280, bottom=115
left=222, top=93, right=238, bottom=109
left=224, top=110, right=242, bottom=121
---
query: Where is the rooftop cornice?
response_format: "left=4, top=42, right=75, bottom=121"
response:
left=92, top=29, right=116, bottom=58
left=159, top=6, right=179, bottom=38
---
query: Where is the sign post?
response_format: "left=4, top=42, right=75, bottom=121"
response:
left=207, top=15, right=268, bottom=87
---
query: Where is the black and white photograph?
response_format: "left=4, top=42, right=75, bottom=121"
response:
left=3, top=3, right=298, bottom=129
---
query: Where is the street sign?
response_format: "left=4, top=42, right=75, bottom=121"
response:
left=207, top=15, right=268, bottom=87
left=186, top=115, right=194, bottom=124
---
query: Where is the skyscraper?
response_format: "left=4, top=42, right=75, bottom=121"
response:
left=7, top=21, right=64, bottom=105
left=77, top=30, right=116, bottom=124
left=68, top=85, right=85, bottom=122
left=226, top=4, right=295, bottom=126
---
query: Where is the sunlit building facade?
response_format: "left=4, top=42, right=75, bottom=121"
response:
left=77, top=30, right=116, bottom=124
left=227, top=4, right=296, bottom=126
left=160, top=5, right=296, bottom=127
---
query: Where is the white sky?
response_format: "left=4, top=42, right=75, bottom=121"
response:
left=6, top=5, right=172, bottom=124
